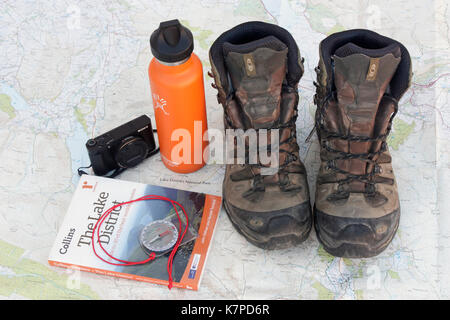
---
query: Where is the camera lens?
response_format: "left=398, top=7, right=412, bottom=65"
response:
left=86, top=139, right=97, bottom=147
left=115, top=136, right=150, bottom=168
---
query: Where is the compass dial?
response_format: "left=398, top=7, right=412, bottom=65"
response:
left=140, top=220, right=179, bottom=253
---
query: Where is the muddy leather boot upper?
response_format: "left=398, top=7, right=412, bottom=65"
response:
left=313, top=29, right=412, bottom=258
left=209, top=21, right=312, bottom=249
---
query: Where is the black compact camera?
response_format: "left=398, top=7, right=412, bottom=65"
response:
left=86, top=115, right=157, bottom=176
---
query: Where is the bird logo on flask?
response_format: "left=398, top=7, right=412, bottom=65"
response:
left=152, top=93, right=169, bottom=116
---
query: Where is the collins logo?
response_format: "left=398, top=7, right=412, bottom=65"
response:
left=82, top=181, right=93, bottom=189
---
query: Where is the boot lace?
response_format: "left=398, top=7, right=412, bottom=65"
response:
left=209, top=71, right=303, bottom=195
left=314, top=88, right=398, bottom=195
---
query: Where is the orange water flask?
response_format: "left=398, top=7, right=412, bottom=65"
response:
left=148, top=19, right=208, bottom=173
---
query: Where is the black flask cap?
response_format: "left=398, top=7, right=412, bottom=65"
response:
left=150, top=19, right=194, bottom=63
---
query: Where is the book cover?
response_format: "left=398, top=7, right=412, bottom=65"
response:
left=48, top=175, right=222, bottom=290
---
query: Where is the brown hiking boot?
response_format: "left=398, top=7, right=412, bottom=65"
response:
left=312, top=29, right=412, bottom=258
left=209, top=21, right=312, bottom=249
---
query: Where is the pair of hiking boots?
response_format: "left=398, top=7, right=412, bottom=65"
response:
left=209, top=22, right=412, bottom=258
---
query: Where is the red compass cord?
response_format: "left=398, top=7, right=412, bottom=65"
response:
left=90, top=194, right=189, bottom=289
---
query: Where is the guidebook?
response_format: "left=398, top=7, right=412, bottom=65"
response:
left=48, top=175, right=222, bottom=290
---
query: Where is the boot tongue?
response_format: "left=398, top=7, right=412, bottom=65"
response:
left=334, top=42, right=401, bottom=59
left=223, top=36, right=288, bottom=129
left=331, top=42, right=401, bottom=178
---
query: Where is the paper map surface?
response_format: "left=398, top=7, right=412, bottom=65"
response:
left=0, top=0, right=449, bottom=299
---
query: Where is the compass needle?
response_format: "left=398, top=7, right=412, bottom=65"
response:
left=159, top=230, right=170, bottom=237
left=140, top=220, right=179, bottom=254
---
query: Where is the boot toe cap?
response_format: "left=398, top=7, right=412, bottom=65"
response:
left=224, top=199, right=312, bottom=250
left=314, top=206, right=400, bottom=258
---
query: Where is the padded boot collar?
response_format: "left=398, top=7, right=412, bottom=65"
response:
left=319, top=29, right=411, bottom=100
left=209, top=21, right=304, bottom=96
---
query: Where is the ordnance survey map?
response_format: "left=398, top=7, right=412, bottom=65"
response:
left=0, top=0, right=449, bottom=299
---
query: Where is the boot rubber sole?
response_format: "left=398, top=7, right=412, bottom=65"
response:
left=314, top=206, right=400, bottom=258
left=223, top=197, right=312, bottom=250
